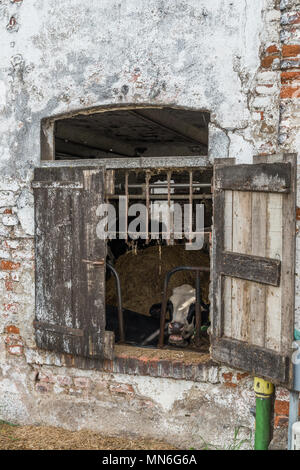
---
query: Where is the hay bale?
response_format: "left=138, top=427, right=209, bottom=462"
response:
left=106, top=245, right=210, bottom=316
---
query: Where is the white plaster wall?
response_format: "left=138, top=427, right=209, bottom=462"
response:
left=0, top=0, right=271, bottom=177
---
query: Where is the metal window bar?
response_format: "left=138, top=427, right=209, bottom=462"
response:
left=106, top=170, right=212, bottom=240
left=106, top=262, right=125, bottom=344
left=158, top=266, right=210, bottom=349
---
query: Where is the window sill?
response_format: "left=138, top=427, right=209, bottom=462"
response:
left=66, top=344, right=219, bottom=383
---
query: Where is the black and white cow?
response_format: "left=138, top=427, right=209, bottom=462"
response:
left=106, top=284, right=209, bottom=347
left=105, top=305, right=169, bottom=346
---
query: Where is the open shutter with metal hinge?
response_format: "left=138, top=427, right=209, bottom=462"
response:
left=211, top=154, right=296, bottom=385
left=32, top=165, right=114, bottom=360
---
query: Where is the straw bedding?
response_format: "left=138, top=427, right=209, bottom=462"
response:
left=0, top=422, right=177, bottom=450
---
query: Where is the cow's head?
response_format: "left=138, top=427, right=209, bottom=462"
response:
left=167, top=284, right=196, bottom=346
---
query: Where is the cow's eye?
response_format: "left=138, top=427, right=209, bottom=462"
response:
left=187, top=303, right=195, bottom=324
left=167, top=301, right=173, bottom=322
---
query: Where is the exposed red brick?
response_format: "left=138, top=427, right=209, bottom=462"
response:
left=5, top=280, right=13, bottom=291
left=275, top=399, right=300, bottom=416
left=237, top=372, right=249, bottom=381
left=3, top=209, right=12, bottom=214
left=5, top=325, right=19, bottom=334
left=282, top=45, right=300, bottom=58
left=266, top=45, right=279, bottom=54
left=281, top=71, right=300, bottom=84
left=109, top=383, right=135, bottom=396
left=275, top=400, right=289, bottom=416
left=297, top=207, right=300, bottom=221
left=0, top=260, right=20, bottom=271
left=222, top=372, right=233, bottom=382
left=261, top=55, right=279, bottom=68
left=4, top=303, right=19, bottom=313
left=281, top=85, right=300, bottom=98
left=224, top=382, right=238, bottom=388
left=274, top=415, right=289, bottom=428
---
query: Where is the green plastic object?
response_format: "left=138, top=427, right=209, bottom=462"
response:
left=295, top=329, right=300, bottom=341
left=254, top=397, right=272, bottom=450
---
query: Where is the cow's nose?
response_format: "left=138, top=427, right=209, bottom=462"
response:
left=170, top=322, right=184, bottom=334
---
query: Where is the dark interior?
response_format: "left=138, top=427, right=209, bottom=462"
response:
left=54, top=107, right=210, bottom=159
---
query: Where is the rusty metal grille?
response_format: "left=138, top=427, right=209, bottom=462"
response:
left=105, top=168, right=212, bottom=243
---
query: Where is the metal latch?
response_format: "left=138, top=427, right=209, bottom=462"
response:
left=82, top=259, right=105, bottom=266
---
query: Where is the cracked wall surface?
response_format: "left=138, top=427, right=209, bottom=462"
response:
left=0, top=0, right=298, bottom=450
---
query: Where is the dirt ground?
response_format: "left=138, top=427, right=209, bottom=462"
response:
left=0, top=421, right=177, bottom=450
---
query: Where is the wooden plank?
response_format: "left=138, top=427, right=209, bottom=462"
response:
left=250, top=192, right=267, bottom=347
left=211, top=336, right=289, bottom=384
left=215, top=162, right=291, bottom=193
left=221, top=252, right=281, bottom=286
left=211, top=189, right=225, bottom=337
left=281, top=154, right=296, bottom=358
left=231, top=191, right=252, bottom=342
left=133, top=108, right=208, bottom=146
left=265, top=193, right=283, bottom=352
left=33, top=321, right=84, bottom=337
left=223, top=190, right=233, bottom=337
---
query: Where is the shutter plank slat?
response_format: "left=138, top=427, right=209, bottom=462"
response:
left=223, top=190, right=233, bottom=337
left=265, top=193, right=283, bottom=352
left=231, top=191, right=252, bottom=342
left=250, top=193, right=267, bottom=347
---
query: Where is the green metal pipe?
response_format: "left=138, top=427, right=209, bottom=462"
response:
left=254, top=377, right=274, bottom=451
left=255, top=397, right=272, bottom=450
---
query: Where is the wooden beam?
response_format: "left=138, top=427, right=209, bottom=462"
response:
left=41, top=119, right=55, bottom=161
left=215, top=162, right=291, bottom=193
left=221, top=251, right=281, bottom=286
left=56, top=121, right=136, bottom=157
left=211, top=336, right=289, bottom=384
left=132, top=109, right=208, bottom=146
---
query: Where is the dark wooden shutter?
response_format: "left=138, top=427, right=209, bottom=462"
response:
left=32, top=165, right=114, bottom=359
left=211, top=154, right=296, bottom=385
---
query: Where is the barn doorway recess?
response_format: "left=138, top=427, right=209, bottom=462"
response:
left=49, top=105, right=212, bottom=355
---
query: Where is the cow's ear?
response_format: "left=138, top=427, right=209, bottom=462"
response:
left=167, top=301, right=173, bottom=322
left=187, top=303, right=196, bottom=324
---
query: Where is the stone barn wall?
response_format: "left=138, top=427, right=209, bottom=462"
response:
left=0, top=0, right=299, bottom=449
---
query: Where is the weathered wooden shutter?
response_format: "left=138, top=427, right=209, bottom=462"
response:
left=32, top=165, right=114, bottom=359
left=211, top=154, right=296, bottom=385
